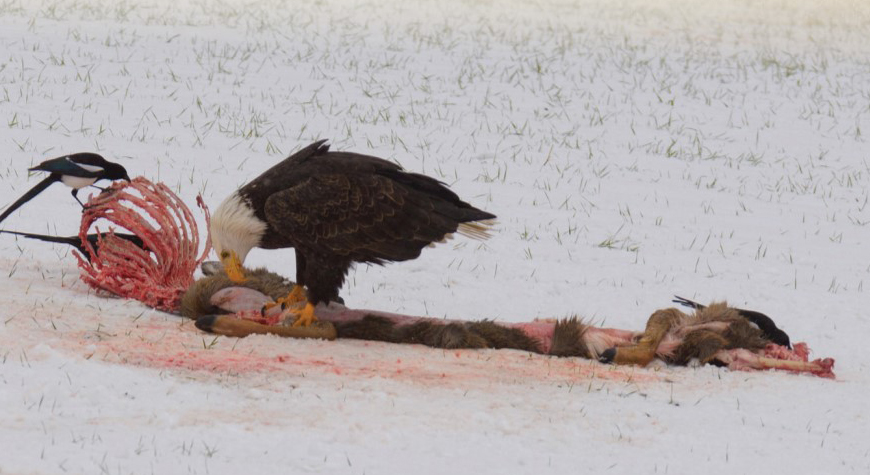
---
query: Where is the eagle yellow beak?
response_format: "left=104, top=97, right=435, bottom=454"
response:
left=220, top=250, right=246, bottom=283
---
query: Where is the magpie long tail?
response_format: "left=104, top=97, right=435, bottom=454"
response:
left=0, top=229, right=82, bottom=249
left=0, top=175, right=58, bottom=224
left=0, top=229, right=146, bottom=263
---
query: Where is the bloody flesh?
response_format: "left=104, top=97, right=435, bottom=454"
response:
left=75, top=177, right=211, bottom=312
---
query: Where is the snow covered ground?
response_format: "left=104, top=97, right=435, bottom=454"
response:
left=0, top=0, right=868, bottom=473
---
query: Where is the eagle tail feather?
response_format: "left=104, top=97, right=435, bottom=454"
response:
left=457, top=219, right=496, bottom=240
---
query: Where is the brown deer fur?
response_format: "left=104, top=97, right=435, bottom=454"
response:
left=183, top=266, right=822, bottom=375
left=180, top=267, right=294, bottom=319
left=607, top=303, right=769, bottom=366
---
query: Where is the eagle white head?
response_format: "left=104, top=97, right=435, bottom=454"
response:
left=210, top=191, right=267, bottom=282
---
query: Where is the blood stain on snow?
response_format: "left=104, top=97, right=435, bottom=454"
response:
left=1, top=296, right=662, bottom=388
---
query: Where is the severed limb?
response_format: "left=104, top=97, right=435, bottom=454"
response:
left=195, top=313, right=337, bottom=340
left=194, top=287, right=336, bottom=339
left=598, top=308, right=685, bottom=366
left=713, top=348, right=835, bottom=378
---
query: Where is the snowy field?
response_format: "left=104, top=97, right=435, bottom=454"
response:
left=0, top=0, right=868, bottom=473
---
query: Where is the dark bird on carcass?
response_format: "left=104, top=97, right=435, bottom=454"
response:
left=672, top=296, right=791, bottom=348
left=210, top=140, right=496, bottom=327
left=597, top=301, right=802, bottom=370
left=0, top=229, right=145, bottom=262
left=0, top=153, right=130, bottom=224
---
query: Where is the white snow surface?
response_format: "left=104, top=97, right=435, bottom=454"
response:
left=0, top=0, right=868, bottom=473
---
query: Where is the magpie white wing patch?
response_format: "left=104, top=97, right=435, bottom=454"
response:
left=67, top=157, right=104, bottom=173
left=60, top=175, right=98, bottom=189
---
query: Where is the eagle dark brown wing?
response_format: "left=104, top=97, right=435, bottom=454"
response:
left=213, top=140, right=496, bottom=318
left=264, top=173, right=468, bottom=263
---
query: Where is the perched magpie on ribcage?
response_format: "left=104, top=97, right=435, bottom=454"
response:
left=0, top=153, right=130, bottom=224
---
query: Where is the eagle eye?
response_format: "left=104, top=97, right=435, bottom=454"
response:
left=220, top=251, right=230, bottom=259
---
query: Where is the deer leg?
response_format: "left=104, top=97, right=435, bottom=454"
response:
left=195, top=315, right=337, bottom=340
left=600, top=308, right=685, bottom=366
left=714, top=348, right=835, bottom=378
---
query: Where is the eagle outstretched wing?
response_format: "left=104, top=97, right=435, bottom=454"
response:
left=264, top=173, right=459, bottom=262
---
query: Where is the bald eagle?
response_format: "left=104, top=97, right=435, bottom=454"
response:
left=210, top=140, right=496, bottom=326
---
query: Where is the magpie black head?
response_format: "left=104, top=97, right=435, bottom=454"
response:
left=101, top=161, right=131, bottom=181
left=67, top=153, right=131, bottom=181
left=736, top=309, right=792, bottom=349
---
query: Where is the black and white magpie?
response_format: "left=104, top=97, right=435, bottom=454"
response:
left=0, top=153, right=130, bottom=224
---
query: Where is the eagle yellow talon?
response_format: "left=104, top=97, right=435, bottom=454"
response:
left=288, top=302, right=318, bottom=327
left=263, top=285, right=306, bottom=312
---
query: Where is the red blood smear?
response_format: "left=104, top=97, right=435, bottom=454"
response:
left=762, top=342, right=835, bottom=378
left=236, top=309, right=282, bottom=326
left=763, top=342, right=811, bottom=362
left=74, top=177, right=211, bottom=312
